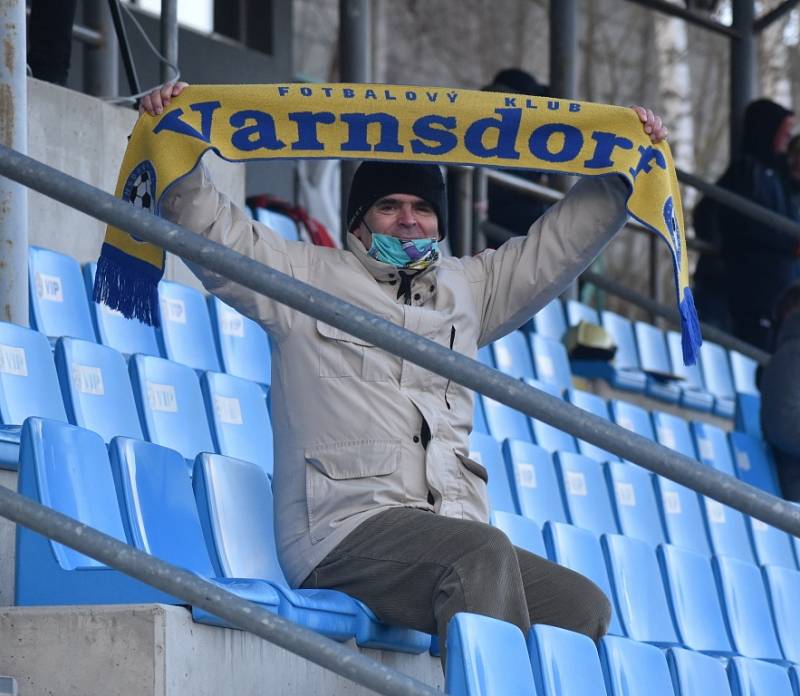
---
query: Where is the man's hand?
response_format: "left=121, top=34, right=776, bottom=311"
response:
left=139, top=81, right=189, bottom=117
left=631, top=106, right=669, bottom=144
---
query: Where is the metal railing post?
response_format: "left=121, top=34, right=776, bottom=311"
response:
left=160, top=0, right=178, bottom=84
left=83, top=0, right=119, bottom=98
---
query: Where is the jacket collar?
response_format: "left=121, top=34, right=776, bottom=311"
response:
left=347, top=232, right=440, bottom=283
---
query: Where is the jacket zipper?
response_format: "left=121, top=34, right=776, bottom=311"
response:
left=444, top=325, right=456, bottom=409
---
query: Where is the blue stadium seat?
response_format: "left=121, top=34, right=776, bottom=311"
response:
left=54, top=337, right=143, bottom=443
left=255, top=208, right=300, bottom=241
left=713, top=555, right=783, bottom=660
left=526, top=378, right=577, bottom=453
left=657, top=544, right=733, bottom=655
left=481, top=396, right=532, bottom=442
left=702, top=494, right=755, bottom=564
left=108, top=437, right=280, bottom=622
left=15, top=418, right=173, bottom=605
left=502, top=439, right=568, bottom=525
left=652, top=410, right=696, bottom=458
left=201, top=371, right=273, bottom=477
left=691, top=421, right=736, bottom=476
left=472, top=394, right=489, bottom=434
left=566, top=389, right=619, bottom=463
left=666, top=647, right=733, bottom=696
left=609, top=399, right=654, bottom=441
left=735, top=392, right=762, bottom=438
left=476, top=345, right=495, bottom=368
left=729, top=431, right=781, bottom=497
left=727, top=657, right=793, bottom=696
left=527, top=624, right=608, bottom=696
left=445, top=613, right=536, bottom=696
left=602, top=534, right=679, bottom=645
left=543, top=521, right=623, bottom=636
left=531, top=298, right=567, bottom=340
left=128, top=354, right=215, bottom=462
left=83, top=263, right=161, bottom=357
left=666, top=330, right=715, bottom=412
left=698, top=341, right=735, bottom=418
left=762, top=565, right=800, bottom=664
left=565, top=299, right=600, bottom=327
left=748, top=516, right=797, bottom=569
left=157, top=280, right=221, bottom=372
left=491, top=331, right=535, bottom=380
left=555, top=452, right=618, bottom=536
left=729, top=351, right=759, bottom=396
left=634, top=322, right=681, bottom=403
left=529, top=333, right=572, bottom=392
left=469, top=431, right=518, bottom=514
left=193, top=452, right=430, bottom=652
left=491, top=511, right=546, bottom=557
left=604, top=461, right=665, bottom=546
left=207, top=297, right=271, bottom=386
left=28, top=246, right=96, bottom=342
left=600, top=635, right=675, bottom=696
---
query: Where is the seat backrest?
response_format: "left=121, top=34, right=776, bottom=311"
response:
left=691, top=421, right=736, bottom=476
left=734, top=392, right=762, bottom=438
left=609, top=400, right=654, bottom=440
left=729, top=351, right=758, bottom=396
left=702, top=496, right=755, bottom=564
left=762, top=565, right=800, bottom=664
left=0, top=321, right=67, bottom=424
left=201, top=371, right=274, bottom=477
left=543, top=521, right=623, bottom=636
left=526, top=378, right=577, bottom=454
left=192, top=452, right=288, bottom=586
left=555, top=452, right=618, bottom=536
left=491, top=331, right=535, bottom=380
left=476, top=345, right=495, bottom=368
left=128, top=354, right=214, bottom=461
left=83, top=262, right=160, bottom=357
left=469, top=431, right=517, bottom=514
left=748, top=516, right=797, bottom=569
left=207, top=297, right=271, bottom=386
left=445, top=613, right=536, bottom=696
left=502, top=439, right=567, bottom=526
left=602, top=533, right=679, bottom=645
left=566, top=389, right=618, bottom=463
left=728, top=431, right=781, bottom=496
left=54, top=337, right=143, bottom=442
left=532, top=299, right=567, bottom=340
left=657, top=544, right=732, bottom=654
left=528, top=624, right=609, bottom=696
left=651, top=411, right=696, bottom=458
left=109, top=437, right=216, bottom=576
left=157, top=280, right=221, bottom=372
left=472, top=395, right=489, bottom=434
left=666, top=330, right=706, bottom=392
left=666, top=647, right=733, bottom=696
left=256, top=208, right=300, bottom=242
left=566, top=299, right=600, bottom=327
left=713, top=555, right=783, bottom=660
left=601, top=310, right=640, bottom=371
left=698, top=341, right=735, bottom=402
left=28, top=246, right=96, bottom=342
left=600, top=635, right=675, bottom=696
left=727, top=657, right=793, bottom=696
left=529, top=333, right=572, bottom=392
left=654, top=474, right=711, bottom=557
left=604, top=461, right=665, bottom=546
left=481, top=395, right=532, bottom=443
left=491, top=511, right=546, bottom=557
left=634, top=322, right=674, bottom=376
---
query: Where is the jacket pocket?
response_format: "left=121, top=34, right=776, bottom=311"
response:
left=455, top=451, right=489, bottom=483
left=315, top=319, right=396, bottom=382
left=305, top=439, right=402, bottom=543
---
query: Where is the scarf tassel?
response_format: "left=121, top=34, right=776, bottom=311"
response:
left=679, top=286, right=702, bottom=366
left=92, top=244, right=162, bottom=328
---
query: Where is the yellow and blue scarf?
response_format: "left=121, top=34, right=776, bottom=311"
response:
left=95, top=83, right=701, bottom=364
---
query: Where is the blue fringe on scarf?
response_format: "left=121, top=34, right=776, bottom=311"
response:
left=92, top=243, right=162, bottom=327
left=679, top=286, right=702, bottom=366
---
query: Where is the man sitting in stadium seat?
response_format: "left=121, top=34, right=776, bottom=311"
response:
left=140, top=83, right=667, bottom=664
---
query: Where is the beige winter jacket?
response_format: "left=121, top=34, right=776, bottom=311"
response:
left=161, top=166, right=629, bottom=586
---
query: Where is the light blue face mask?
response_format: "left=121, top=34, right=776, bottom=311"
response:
left=367, top=233, right=440, bottom=271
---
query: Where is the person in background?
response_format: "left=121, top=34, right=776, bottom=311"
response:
left=787, top=134, right=800, bottom=218
left=27, top=0, right=79, bottom=86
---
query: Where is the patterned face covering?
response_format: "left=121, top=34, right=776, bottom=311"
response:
left=367, top=234, right=440, bottom=271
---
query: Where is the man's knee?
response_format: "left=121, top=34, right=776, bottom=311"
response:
left=462, top=524, right=519, bottom=574
left=573, top=580, right=612, bottom=643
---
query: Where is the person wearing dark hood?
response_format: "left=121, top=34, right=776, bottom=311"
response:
left=694, top=99, right=799, bottom=350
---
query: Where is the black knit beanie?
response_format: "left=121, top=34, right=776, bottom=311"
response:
left=346, top=161, right=447, bottom=239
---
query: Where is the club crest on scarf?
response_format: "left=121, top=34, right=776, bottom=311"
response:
left=121, top=160, right=157, bottom=242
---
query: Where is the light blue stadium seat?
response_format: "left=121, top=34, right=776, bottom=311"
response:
left=565, top=299, right=600, bottom=327
left=201, top=371, right=273, bottom=477
left=747, top=516, right=796, bottom=569
left=600, top=635, right=675, bottom=696
left=193, top=452, right=430, bottom=652
left=255, top=208, right=300, bottom=241
left=472, top=394, right=489, bottom=434
left=702, top=495, right=755, bottom=564
left=469, top=431, right=518, bottom=514
left=491, top=331, right=535, bottom=380
left=129, top=354, right=215, bottom=462
left=491, top=511, right=546, bottom=557
left=502, top=439, right=568, bottom=525
left=526, top=378, right=577, bottom=453
left=657, top=544, right=733, bottom=655
left=531, top=298, right=567, bottom=340
left=727, top=657, right=793, bottom=696
left=698, top=341, right=735, bottom=418
left=476, top=345, right=495, bottom=368
left=54, top=337, right=143, bottom=443
left=666, top=330, right=715, bottom=412
left=207, top=297, right=271, bottom=386
left=15, top=418, right=173, bottom=605
left=605, top=461, right=665, bottom=546
left=543, top=521, right=623, bottom=636
left=652, top=410, right=696, bottom=458
left=609, top=399, right=654, bottom=440
left=527, top=624, right=608, bottom=696
left=735, top=392, right=762, bottom=438
left=762, top=565, right=800, bottom=664
left=555, top=452, right=618, bottom=536
left=28, top=246, right=96, bottom=342
left=602, top=534, right=679, bottom=645
left=713, top=555, right=783, bottom=660
left=108, top=437, right=281, bottom=623
left=445, top=613, right=536, bottom=696
left=691, top=421, right=736, bottom=476
left=666, top=647, right=733, bottom=696
left=729, top=351, right=759, bottom=396
left=481, top=396, right=532, bottom=442
left=83, top=262, right=161, bottom=357
left=157, top=280, right=221, bottom=372
left=566, top=389, right=619, bottom=463
left=529, top=333, right=572, bottom=392
left=634, top=322, right=681, bottom=403
left=729, top=431, right=781, bottom=497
